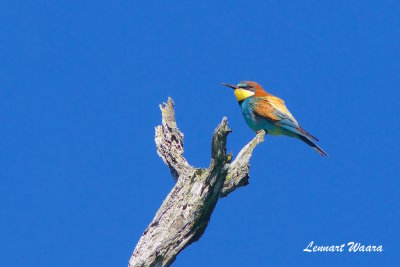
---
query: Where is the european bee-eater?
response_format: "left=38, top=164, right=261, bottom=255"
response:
left=221, top=81, right=327, bottom=157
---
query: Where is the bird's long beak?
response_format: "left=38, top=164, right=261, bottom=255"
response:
left=220, top=83, right=237, bottom=90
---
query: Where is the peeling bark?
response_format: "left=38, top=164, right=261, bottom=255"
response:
left=129, top=98, right=265, bottom=267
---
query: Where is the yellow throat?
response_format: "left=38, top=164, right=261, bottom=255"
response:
left=234, top=89, right=255, bottom=102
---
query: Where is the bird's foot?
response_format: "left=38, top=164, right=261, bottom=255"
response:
left=256, top=130, right=267, bottom=135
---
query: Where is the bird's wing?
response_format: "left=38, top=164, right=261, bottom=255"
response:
left=252, top=96, right=319, bottom=141
left=251, top=96, right=297, bottom=122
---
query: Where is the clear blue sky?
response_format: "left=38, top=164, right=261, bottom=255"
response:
left=1, top=1, right=399, bottom=266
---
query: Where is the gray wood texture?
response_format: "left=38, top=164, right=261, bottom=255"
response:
left=129, top=98, right=265, bottom=267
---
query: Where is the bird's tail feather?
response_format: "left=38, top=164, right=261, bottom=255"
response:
left=298, top=126, right=319, bottom=142
left=298, top=135, right=327, bottom=157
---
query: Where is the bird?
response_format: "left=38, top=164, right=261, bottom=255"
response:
left=221, top=81, right=327, bottom=157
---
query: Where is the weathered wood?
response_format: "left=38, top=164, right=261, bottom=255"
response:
left=129, top=98, right=265, bottom=267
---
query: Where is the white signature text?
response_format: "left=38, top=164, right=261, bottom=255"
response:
left=303, top=241, right=383, bottom=253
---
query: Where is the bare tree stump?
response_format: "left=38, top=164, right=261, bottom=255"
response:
left=129, top=98, right=265, bottom=267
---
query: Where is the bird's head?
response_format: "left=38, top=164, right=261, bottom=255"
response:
left=221, top=81, right=267, bottom=102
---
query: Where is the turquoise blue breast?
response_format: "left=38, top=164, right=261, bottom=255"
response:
left=240, top=98, right=276, bottom=133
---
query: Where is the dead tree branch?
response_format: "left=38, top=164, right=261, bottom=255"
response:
left=129, top=98, right=265, bottom=267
